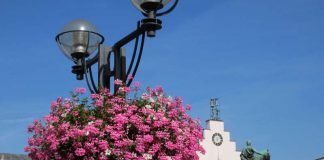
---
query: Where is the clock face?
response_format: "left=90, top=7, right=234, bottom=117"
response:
left=212, top=133, right=223, bottom=146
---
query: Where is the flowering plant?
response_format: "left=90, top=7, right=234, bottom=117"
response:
left=25, top=81, right=205, bottom=160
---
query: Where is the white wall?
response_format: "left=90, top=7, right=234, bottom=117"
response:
left=198, top=120, right=241, bottom=160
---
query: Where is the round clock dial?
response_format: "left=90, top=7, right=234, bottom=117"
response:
left=212, top=133, right=223, bottom=146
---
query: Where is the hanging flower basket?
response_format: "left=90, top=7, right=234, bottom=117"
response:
left=25, top=81, right=205, bottom=160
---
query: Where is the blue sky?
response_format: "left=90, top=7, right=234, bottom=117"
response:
left=0, top=0, right=324, bottom=159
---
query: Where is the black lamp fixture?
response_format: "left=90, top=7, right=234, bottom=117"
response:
left=55, top=0, right=179, bottom=93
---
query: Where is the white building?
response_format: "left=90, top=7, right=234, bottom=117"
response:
left=198, top=98, right=241, bottom=160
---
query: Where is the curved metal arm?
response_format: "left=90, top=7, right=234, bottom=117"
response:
left=86, top=54, right=99, bottom=66
left=127, top=32, right=146, bottom=87
left=126, top=22, right=141, bottom=78
left=88, top=66, right=98, bottom=93
left=82, top=57, right=97, bottom=93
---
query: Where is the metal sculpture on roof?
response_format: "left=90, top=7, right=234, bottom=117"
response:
left=210, top=98, right=221, bottom=121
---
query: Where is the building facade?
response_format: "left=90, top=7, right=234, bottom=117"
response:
left=198, top=98, right=241, bottom=160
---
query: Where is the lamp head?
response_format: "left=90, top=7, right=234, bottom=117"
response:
left=131, top=0, right=172, bottom=14
left=55, top=19, right=104, bottom=62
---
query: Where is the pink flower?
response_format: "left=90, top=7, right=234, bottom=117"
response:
left=75, top=87, right=86, bottom=94
left=113, top=114, right=128, bottom=124
left=185, top=104, right=192, bottom=110
left=91, top=93, right=99, bottom=99
left=119, top=86, right=130, bottom=93
left=134, top=81, right=141, bottom=87
left=114, top=79, right=123, bottom=85
left=98, top=140, right=108, bottom=150
left=155, top=86, right=164, bottom=94
left=50, top=101, right=59, bottom=111
left=156, top=131, right=169, bottom=139
left=141, top=93, right=151, bottom=100
left=127, top=74, right=134, bottom=80
left=84, top=125, right=99, bottom=135
left=165, top=141, right=175, bottom=150
left=75, top=148, right=86, bottom=156
left=152, top=144, right=160, bottom=153
left=94, top=119, right=103, bottom=126
left=153, top=121, right=163, bottom=127
left=95, top=100, right=103, bottom=107
left=139, top=125, right=150, bottom=132
left=43, top=115, right=59, bottom=123
left=136, top=144, right=145, bottom=153
left=143, top=135, right=153, bottom=143
left=110, top=131, right=122, bottom=140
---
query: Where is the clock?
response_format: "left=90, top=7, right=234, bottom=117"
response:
left=212, top=133, right=223, bottom=146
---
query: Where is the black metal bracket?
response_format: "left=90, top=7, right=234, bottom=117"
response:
left=113, top=17, right=162, bottom=49
left=71, top=52, right=89, bottom=80
left=72, top=64, right=84, bottom=80
left=70, top=17, right=163, bottom=94
left=141, top=18, right=162, bottom=37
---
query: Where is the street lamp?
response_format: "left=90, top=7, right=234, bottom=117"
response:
left=55, top=0, right=179, bottom=93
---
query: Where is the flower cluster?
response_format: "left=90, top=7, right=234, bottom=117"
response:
left=25, top=81, right=205, bottom=160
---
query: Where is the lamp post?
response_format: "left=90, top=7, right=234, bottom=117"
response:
left=55, top=0, right=179, bottom=93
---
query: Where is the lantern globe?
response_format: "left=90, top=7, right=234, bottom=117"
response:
left=55, top=19, right=104, bottom=61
